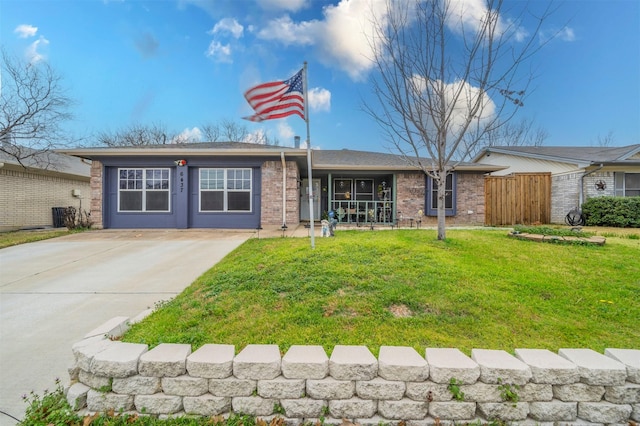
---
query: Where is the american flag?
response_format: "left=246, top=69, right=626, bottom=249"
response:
left=243, top=68, right=305, bottom=122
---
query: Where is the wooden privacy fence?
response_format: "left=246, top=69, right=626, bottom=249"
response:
left=484, top=172, right=551, bottom=226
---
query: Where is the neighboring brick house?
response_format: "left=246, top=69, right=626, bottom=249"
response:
left=60, top=142, right=501, bottom=230
left=0, top=148, right=91, bottom=231
left=473, top=145, right=640, bottom=224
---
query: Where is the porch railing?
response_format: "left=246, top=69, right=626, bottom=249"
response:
left=330, top=200, right=394, bottom=225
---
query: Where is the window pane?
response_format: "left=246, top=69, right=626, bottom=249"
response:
left=625, top=173, right=640, bottom=189
left=120, top=192, right=143, bottom=211
left=228, top=191, right=250, bottom=211
left=201, top=191, right=224, bottom=211
left=146, top=192, right=169, bottom=211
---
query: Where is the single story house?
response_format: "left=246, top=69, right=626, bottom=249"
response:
left=473, top=144, right=640, bottom=224
left=0, top=147, right=91, bottom=231
left=59, top=142, right=504, bottom=230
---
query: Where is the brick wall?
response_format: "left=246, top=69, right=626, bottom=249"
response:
left=260, top=160, right=300, bottom=228
left=68, top=316, right=639, bottom=424
left=0, top=168, right=90, bottom=231
left=396, top=172, right=485, bottom=227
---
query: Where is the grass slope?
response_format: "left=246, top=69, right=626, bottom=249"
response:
left=123, top=230, right=640, bottom=354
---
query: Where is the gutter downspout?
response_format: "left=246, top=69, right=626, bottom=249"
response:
left=579, top=163, right=604, bottom=208
left=281, top=152, right=287, bottom=229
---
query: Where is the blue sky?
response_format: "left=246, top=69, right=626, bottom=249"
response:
left=1, top=0, right=639, bottom=152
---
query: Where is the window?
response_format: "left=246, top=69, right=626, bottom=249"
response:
left=425, top=173, right=457, bottom=216
left=118, top=168, right=170, bottom=212
left=333, top=179, right=353, bottom=200
left=615, top=172, right=640, bottom=197
left=355, top=179, right=374, bottom=200
left=200, top=168, right=252, bottom=212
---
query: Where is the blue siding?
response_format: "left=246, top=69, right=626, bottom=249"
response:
left=99, top=156, right=263, bottom=229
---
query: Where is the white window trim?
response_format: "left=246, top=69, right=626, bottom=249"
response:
left=117, top=168, right=171, bottom=213
left=199, top=168, right=253, bottom=213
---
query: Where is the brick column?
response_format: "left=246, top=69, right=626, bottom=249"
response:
left=260, top=160, right=300, bottom=228
left=90, top=160, right=104, bottom=229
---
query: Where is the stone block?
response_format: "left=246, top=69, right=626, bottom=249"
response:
left=87, top=390, right=134, bottom=412
left=356, top=377, right=405, bottom=400
left=519, top=383, right=553, bottom=401
left=183, top=395, right=231, bottom=416
left=139, top=343, right=191, bottom=377
left=406, top=417, right=458, bottom=426
left=328, top=397, right=377, bottom=418
left=425, top=348, right=480, bottom=384
left=356, top=415, right=404, bottom=426
left=258, top=376, right=305, bottom=399
left=187, top=344, right=234, bottom=379
left=477, top=402, right=529, bottom=421
left=605, top=383, right=640, bottom=404
left=515, top=349, right=580, bottom=384
left=577, top=402, right=633, bottom=423
left=605, top=348, right=640, bottom=384
left=559, top=349, right=627, bottom=386
left=306, top=377, right=355, bottom=399
left=471, top=349, right=532, bottom=385
left=406, top=382, right=452, bottom=402
left=529, top=401, right=577, bottom=421
left=233, top=344, right=281, bottom=380
left=329, top=345, right=378, bottom=381
left=84, top=316, right=130, bottom=339
left=458, top=383, right=501, bottom=402
left=428, top=401, right=476, bottom=420
left=73, top=336, right=114, bottom=371
left=378, top=398, right=429, bottom=420
left=67, top=382, right=90, bottom=410
left=302, top=417, right=343, bottom=426
left=553, top=383, right=605, bottom=402
left=134, top=394, right=183, bottom=414
left=632, top=403, right=640, bottom=421
left=112, top=375, right=161, bottom=395
left=282, top=345, right=329, bottom=379
left=378, top=346, right=429, bottom=382
left=209, top=377, right=257, bottom=397
left=90, top=342, right=148, bottom=378
left=280, top=398, right=327, bottom=418
left=79, top=370, right=112, bottom=390
left=232, top=396, right=276, bottom=416
left=162, top=375, right=209, bottom=396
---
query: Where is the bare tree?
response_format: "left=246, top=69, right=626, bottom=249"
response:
left=364, top=0, right=554, bottom=239
left=465, top=117, right=549, bottom=158
left=201, top=118, right=280, bottom=145
left=594, top=130, right=615, bottom=147
left=0, top=49, right=74, bottom=168
left=96, top=123, right=174, bottom=146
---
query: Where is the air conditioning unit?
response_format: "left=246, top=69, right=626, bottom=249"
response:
left=72, top=189, right=81, bottom=197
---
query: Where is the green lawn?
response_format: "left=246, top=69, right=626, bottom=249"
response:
left=122, top=229, right=640, bottom=354
left=0, top=229, right=72, bottom=249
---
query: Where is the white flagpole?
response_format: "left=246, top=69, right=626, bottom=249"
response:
left=303, top=61, right=315, bottom=249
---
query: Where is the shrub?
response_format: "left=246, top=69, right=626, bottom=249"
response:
left=582, top=196, right=640, bottom=228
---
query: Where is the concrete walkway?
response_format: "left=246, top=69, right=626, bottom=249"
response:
left=0, top=229, right=264, bottom=425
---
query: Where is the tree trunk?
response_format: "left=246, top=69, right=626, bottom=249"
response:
left=437, top=172, right=447, bottom=240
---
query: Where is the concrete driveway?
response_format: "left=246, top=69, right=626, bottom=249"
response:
left=0, top=229, right=253, bottom=425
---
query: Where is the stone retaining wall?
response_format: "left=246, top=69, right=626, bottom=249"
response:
left=68, top=317, right=640, bottom=425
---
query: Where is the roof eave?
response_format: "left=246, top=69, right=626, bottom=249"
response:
left=57, top=147, right=307, bottom=159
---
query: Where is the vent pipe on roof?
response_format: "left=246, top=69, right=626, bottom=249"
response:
left=294, top=136, right=300, bottom=149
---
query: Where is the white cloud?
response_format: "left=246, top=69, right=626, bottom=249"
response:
left=558, top=26, right=575, bottom=42
left=309, top=87, right=331, bottom=112
left=257, top=0, right=307, bottom=12
left=277, top=122, right=295, bottom=141
left=14, top=24, right=38, bottom=38
left=173, top=127, right=202, bottom=143
left=210, top=18, right=244, bottom=39
left=244, top=128, right=268, bottom=144
left=256, top=15, right=317, bottom=46
left=412, top=75, right=496, bottom=136
left=205, top=40, right=232, bottom=63
left=26, top=36, right=49, bottom=63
